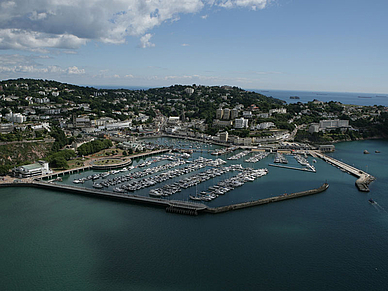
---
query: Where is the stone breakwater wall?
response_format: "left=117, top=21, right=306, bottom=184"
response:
left=206, top=183, right=329, bottom=214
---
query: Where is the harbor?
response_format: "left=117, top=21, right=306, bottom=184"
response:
left=0, top=137, right=378, bottom=215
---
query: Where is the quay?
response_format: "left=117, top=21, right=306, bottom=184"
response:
left=268, top=163, right=315, bottom=172
left=311, top=150, right=375, bottom=192
left=206, top=183, right=329, bottom=214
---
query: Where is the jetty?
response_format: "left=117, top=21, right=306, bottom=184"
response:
left=268, top=163, right=315, bottom=172
left=311, top=150, right=375, bottom=192
left=0, top=179, right=329, bottom=216
left=206, top=183, right=329, bottom=214
left=0, top=180, right=207, bottom=215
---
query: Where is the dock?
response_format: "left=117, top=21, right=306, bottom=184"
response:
left=311, top=150, right=375, bottom=192
left=268, top=163, right=315, bottom=172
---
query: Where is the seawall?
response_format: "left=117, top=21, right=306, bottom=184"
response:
left=206, top=183, right=329, bottom=214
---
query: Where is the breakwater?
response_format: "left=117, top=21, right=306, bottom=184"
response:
left=0, top=180, right=207, bottom=213
left=0, top=181, right=328, bottom=215
left=206, top=183, right=329, bottom=214
left=311, top=150, right=375, bottom=192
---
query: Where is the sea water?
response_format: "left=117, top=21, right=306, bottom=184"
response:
left=1, top=139, right=388, bottom=290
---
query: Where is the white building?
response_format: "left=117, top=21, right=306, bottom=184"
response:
left=5, top=112, right=26, bottom=123
left=185, top=87, right=194, bottom=94
left=167, top=116, right=180, bottom=124
left=12, top=161, right=51, bottom=178
left=256, top=122, right=275, bottom=130
left=234, top=118, right=249, bottom=129
left=242, top=111, right=252, bottom=119
left=319, top=119, right=349, bottom=130
left=269, top=108, right=287, bottom=115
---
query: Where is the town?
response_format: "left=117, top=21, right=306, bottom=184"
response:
left=0, top=78, right=387, bottom=176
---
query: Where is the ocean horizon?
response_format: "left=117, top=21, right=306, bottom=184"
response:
left=90, top=85, right=388, bottom=107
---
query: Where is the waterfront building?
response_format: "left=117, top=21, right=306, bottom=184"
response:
left=318, top=145, right=335, bottom=152
left=12, top=161, right=51, bottom=178
left=219, top=131, right=229, bottom=142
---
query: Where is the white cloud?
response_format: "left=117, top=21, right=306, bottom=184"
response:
left=0, top=54, right=85, bottom=76
left=181, top=43, right=190, bottom=46
left=215, top=0, right=268, bottom=10
left=139, top=33, right=155, bottom=48
left=201, top=14, right=208, bottom=19
left=0, top=0, right=269, bottom=50
left=67, top=66, right=85, bottom=74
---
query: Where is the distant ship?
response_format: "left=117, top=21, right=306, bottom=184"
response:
left=358, top=96, right=372, bottom=98
left=290, top=96, right=300, bottom=99
left=363, top=150, right=370, bottom=154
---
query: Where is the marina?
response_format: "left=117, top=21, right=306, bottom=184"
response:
left=0, top=135, right=386, bottom=291
left=1, top=137, right=377, bottom=214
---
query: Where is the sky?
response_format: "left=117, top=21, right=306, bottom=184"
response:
left=0, top=0, right=387, bottom=93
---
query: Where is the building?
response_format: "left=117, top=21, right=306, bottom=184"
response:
left=184, top=87, right=194, bottom=95
left=5, top=112, right=26, bottom=123
left=242, top=111, right=252, bottom=119
left=219, top=131, right=229, bottom=142
left=167, top=116, right=180, bottom=125
left=269, top=108, right=287, bottom=115
left=256, top=122, right=275, bottom=130
left=308, top=123, right=320, bottom=133
left=231, top=108, right=239, bottom=119
left=0, top=123, right=14, bottom=134
left=223, top=108, right=231, bottom=120
left=319, top=119, right=349, bottom=130
left=216, top=108, right=223, bottom=119
left=234, top=118, right=249, bottom=129
left=12, top=161, right=51, bottom=178
left=213, top=120, right=233, bottom=128
left=319, top=145, right=335, bottom=152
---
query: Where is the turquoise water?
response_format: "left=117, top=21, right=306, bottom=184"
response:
left=1, top=139, right=388, bottom=290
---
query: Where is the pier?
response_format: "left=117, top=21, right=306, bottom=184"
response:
left=0, top=180, right=207, bottom=214
left=0, top=180, right=329, bottom=215
left=206, top=183, right=329, bottom=214
left=268, top=163, right=316, bottom=172
left=311, top=150, right=375, bottom=192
